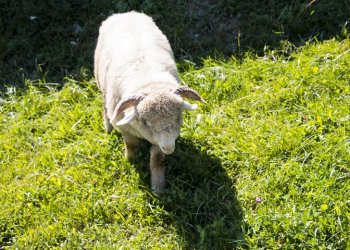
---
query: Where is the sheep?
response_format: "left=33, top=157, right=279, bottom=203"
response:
left=94, top=11, right=206, bottom=194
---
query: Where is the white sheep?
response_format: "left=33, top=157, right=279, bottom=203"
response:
left=94, top=11, right=206, bottom=194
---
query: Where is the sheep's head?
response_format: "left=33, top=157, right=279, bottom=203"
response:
left=112, top=87, right=206, bottom=154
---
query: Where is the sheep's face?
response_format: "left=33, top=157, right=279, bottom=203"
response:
left=116, top=91, right=198, bottom=154
left=135, top=93, right=183, bottom=154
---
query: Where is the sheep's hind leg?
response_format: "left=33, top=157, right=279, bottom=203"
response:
left=150, top=145, right=166, bottom=194
left=103, top=105, right=113, bottom=133
left=122, top=132, right=140, bottom=159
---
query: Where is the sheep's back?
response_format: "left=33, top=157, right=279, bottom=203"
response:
left=94, top=12, right=177, bottom=94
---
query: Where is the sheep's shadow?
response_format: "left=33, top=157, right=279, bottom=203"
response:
left=133, top=138, right=246, bottom=249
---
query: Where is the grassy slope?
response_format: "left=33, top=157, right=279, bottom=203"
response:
left=1, top=39, right=350, bottom=248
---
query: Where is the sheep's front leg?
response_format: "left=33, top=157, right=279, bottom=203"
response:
left=122, top=132, right=140, bottom=159
left=150, top=145, right=166, bottom=194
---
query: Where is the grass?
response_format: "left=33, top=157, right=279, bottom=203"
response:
left=1, top=0, right=349, bottom=85
left=1, top=38, right=350, bottom=248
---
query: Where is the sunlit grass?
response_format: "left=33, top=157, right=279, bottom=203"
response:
left=1, top=39, right=349, bottom=248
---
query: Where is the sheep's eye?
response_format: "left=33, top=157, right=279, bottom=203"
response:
left=141, top=118, right=149, bottom=126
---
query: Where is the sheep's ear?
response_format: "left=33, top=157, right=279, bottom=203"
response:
left=174, top=86, right=207, bottom=104
left=181, top=101, right=198, bottom=111
left=116, top=95, right=145, bottom=115
left=111, top=95, right=145, bottom=125
left=115, top=108, right=137, bottom=126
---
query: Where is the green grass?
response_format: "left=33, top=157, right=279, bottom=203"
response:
left=1, top=38, right=349, bottom=248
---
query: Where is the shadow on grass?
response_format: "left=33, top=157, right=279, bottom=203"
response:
left=2, top=0, right=348, bottom=86
left=133, top=138, right=246, bottom=249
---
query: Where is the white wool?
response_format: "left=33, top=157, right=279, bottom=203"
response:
left=94, top=11, right=179, bottom=120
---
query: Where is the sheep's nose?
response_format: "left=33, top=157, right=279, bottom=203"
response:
left=159, top=144, right=175, bottom=154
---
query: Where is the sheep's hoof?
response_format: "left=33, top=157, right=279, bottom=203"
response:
left=152, top=186, right=166, bottom=195
left=151, top=179, right=166, bottom=195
